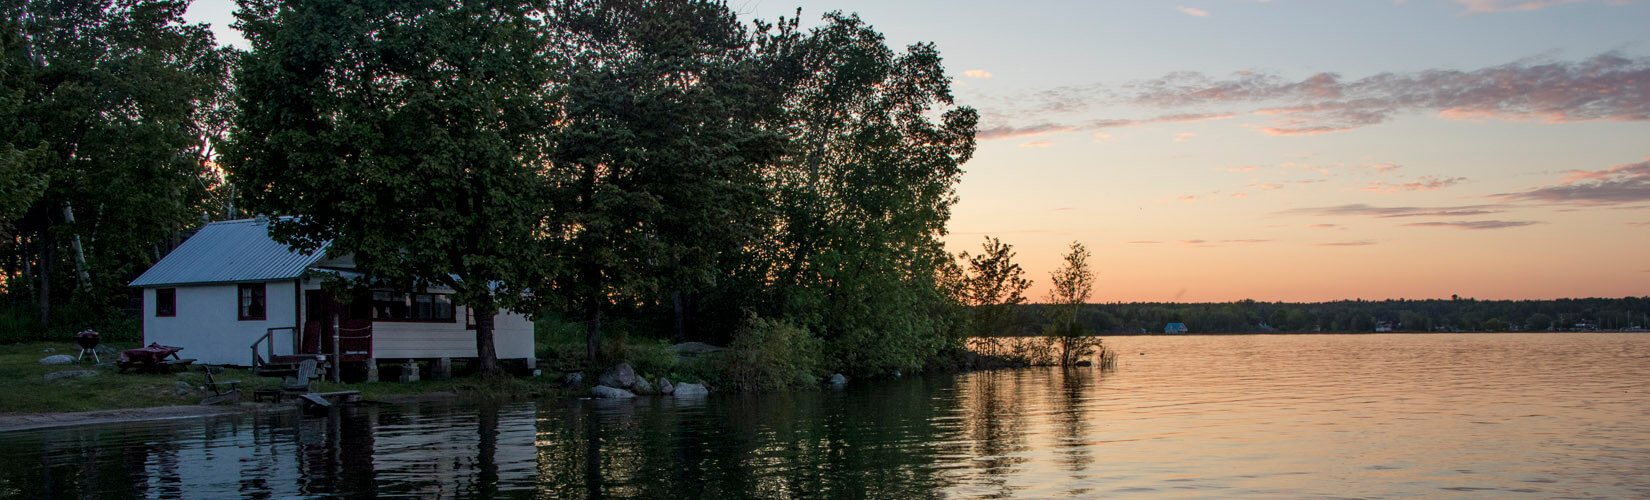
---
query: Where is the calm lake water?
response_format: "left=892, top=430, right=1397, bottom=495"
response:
left=3, top=333, right=1649, bottom=499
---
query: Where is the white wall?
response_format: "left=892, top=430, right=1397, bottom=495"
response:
left=371, top=308, right=535, bottom=361
left=143, top=281, right=299, bottom=366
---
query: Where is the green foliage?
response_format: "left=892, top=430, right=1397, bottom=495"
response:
left=719, top=315, right=822, bottom=392
left=1045, top=242, right=1096, bottom=366
left=227, top=0, right=561, bottom=372
left=0, top=0, right=230, bottom=329
left=958, top=236, right=1033, bottom=340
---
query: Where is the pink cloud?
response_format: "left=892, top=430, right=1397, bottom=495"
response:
left=1219, top=165, right=1261, bottom=172
left=1250, top=183, right=1284, bottom=190
left=1456, top=0, right=1595, bottom=14
left=976, top=123, right=1074, bottom=140
left=1494, top=158, right=1650, bottom=205
left=1360, top=176, right=1468, bottom=193
left=1019, top=140, right=1054, bottom=148
left=1176, top=6, right=1211, bottom=17
left=1315, top=241, right=1377, bottom=247
left=962, top=69, right=993, bottom=79
left=1174, top=132, right=1196, bottom=142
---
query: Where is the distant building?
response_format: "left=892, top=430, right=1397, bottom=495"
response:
left=1375, top=321, right=1394, bottom=333
left=1165, top=322, right=1188, bottom=334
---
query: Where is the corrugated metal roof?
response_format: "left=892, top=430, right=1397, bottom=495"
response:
left=129, top=218, right=330, bottom=287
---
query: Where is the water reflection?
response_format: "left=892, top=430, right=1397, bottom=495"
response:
left=4, top=333, right=1650, bottom=499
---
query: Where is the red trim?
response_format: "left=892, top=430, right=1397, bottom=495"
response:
left=155, top=288, right=176, bottom=317
left=238, top=283, right=266, bottom=321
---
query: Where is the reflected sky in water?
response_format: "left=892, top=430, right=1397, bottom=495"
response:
left=3, top=333, right=1649, bottom=498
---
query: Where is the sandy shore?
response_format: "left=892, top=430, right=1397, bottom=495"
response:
left=0, top=404, right=269, bottom=433
left=0, top=392, right=461, bottom=433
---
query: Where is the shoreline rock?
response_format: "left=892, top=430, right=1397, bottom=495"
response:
left=590, top=385, right=635, bottom=399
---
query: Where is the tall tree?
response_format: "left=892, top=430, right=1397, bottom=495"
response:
left=0, top=0, right=227, bottom=331
left=759, top=12, right=978, bottom=375
left=543, top=0, right=801, bottom=364
left=226, top=0, right=558, bottom=373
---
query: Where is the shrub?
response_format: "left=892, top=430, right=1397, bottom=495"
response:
left=719, top=315, right=821, bottom=392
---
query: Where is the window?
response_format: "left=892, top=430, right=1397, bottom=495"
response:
left=155, top=289, right=176, bottom=317
left=370, top=291, right=454, bottom=322
left=238, top=283, right=266, bottom=321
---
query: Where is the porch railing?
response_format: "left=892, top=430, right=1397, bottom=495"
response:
left=250, top=326, right=299, bottom=368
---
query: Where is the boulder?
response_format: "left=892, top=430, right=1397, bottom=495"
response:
left=563, top=372, right=585, bottom=387
left=43, top=370, right=99, bottom=381
left=631, top=377, right=655, bottom=395
left=827, top=373, right=847, bottom=389
left=39, top=354, right=75, bottom=365
left=173, top=381, right=196, bottom=397
left=657, top=377, right=675, bottom=395
left=673, top=382, right=708, bottom=397
left=589, top=385, right=635, bottom=399
left=94, top=344, right=118, bottom=356
left=598, top=363, right=637, bottom=388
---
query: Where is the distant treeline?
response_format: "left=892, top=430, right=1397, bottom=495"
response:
left=1008, top=297, right=1650, bottom=335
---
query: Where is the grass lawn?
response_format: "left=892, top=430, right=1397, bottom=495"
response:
left=2, top=342, right=574, bottom=415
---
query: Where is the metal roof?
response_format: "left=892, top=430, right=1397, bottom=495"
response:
left=129, top=218, right=330, bottom=287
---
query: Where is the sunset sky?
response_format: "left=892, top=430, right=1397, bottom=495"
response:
left=186, top=0, right=1650, bottom=303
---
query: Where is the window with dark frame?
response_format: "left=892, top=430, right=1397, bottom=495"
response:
left=370, top=291, right=455, bottom=322
left=155, top=288, right=176, bottom=317
left=238, top=283, right=266, bottom=320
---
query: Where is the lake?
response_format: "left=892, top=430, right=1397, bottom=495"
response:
left=3, top=333, right=1648, bottom=498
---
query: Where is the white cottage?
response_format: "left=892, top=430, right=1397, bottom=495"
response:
left=129, top=218, right=535, bottom=374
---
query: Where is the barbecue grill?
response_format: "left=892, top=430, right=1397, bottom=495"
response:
left=75, top=329, right=100, bottom=363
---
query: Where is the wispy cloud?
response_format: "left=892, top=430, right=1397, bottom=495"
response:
left=977, top=113, right=1235, bottom=141
left=1219, top=165, right=1262, bottom=172
left=1020, top=140, right=1054, bottom=148
left=1315, top=240, right=1378, bottom=247
left=1250, top=182, right=1284, bottom=190
left=963, top=69, right=993, bottom=79
left=1401, top=220, right=1543, bottom=230
left=1175, top=132, right=1196, bottom=142
left=1129, top=240, right=1163, bottom=244
left=1176, top=6, right=1211, bottom=17
left=1280, top=203, right=1504, bottom=218
left=989, top=52, right=1650, bottom=137
left=976, top=123, right=1075, bottom=140
left=1360, top=176, right=1468, bottom=193
left=1493, top=159, right=1650, bottom=205
left=1308, top=223, right=1347, bottom=230
left=1455, top=0, right=1603, bottom=14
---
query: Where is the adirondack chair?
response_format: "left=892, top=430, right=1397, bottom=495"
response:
left=198, top=365, right=241, bottom=405
left=282, top=359, right=317, bottom=393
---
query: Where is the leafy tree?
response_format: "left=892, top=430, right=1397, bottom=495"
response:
left=1045, top=241, right=1098, bottom=366
left=226, top=0, right=557, bottom=373
left=958, top=236, right=1032, bottom=354
left=1525, top=312, right=1553, bottom=332
left=758, top=12, right=977, bottom=376
left=1, top=0, right=228, bottom=333
left=541, top=0, right=804, bottom=364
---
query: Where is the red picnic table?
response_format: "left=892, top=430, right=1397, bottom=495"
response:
left=117, top=344, right=196, bottom=373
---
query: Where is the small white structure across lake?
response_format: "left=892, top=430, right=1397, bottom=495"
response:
left=128, top=218, right=535, bottom=375
left=1165, top=322, right=1189, bottom=334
